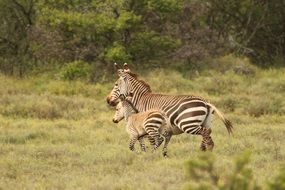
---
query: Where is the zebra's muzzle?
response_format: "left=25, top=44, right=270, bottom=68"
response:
left=106, top=97, right=117, bottom=107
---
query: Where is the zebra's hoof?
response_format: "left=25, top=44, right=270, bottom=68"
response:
left=200, top=145, right=206, bottom=151
left=163, top=152, right=168, bottom=157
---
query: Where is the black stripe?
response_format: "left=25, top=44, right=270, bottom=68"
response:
left=145, top=119, right=163, bottom=125
left=184, top=126, right=202, bottom=134
left=180, top=119, right=202, bottom=127
left=145, top=126, right=160, bottom=130
left=183, top=125, right=198, bottom=132
left=148, top=113, right=164, bottom=120
left=176, top=111, right=206, bottom=124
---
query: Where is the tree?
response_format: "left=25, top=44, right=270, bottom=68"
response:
left=0, top=0, right=36, bottom=76
left=205, top=0, right=285, bottom=65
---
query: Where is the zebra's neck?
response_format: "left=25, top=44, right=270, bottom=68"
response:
left=124, top=105, right=137, bottom=121
left=129, top=78, right=151, bottom=108
left=133, top=92, right=154, bottom=111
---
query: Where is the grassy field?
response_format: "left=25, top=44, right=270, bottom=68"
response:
left=0, top=60, right=285, bottom=189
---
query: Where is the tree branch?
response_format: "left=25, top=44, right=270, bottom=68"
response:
left=11, top=0, right=33, bottom=25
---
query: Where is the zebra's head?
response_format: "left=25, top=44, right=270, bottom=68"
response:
left=106, top=63, right=135, bottom=106
left=112, top=101, right=125, bottom=123
left=112, top=94, right=138, bottom=123
left=106, top=82, right=120, bottom=106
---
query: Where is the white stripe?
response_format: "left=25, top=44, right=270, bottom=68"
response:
left=174, top=106, right=207, bottom=125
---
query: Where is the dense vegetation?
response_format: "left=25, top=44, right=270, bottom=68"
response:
left=0, top=0, right=284, bottom=78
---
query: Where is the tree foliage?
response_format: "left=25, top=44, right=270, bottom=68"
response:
left=206, top=0, right=285, bottom=65
left=0, top=0, right=284, bottom=77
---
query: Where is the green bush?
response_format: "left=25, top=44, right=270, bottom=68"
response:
left=104, top=43, right=131, bottom=63
left=186, top=151, right=285, bottom=190
left=186, top=151, right=261, bottom=190
left=269, top=167, right=285, bottom=190
left=60, top=61, right=91, bottom=81
left=208, top=55, right=257, bottom=75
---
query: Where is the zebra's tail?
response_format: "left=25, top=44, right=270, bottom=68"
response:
left=208, top=103, right=233, bottom=135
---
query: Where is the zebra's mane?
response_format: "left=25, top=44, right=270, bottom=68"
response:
left=127, top=72, right=152, bottom=92
left=126, top=72, right=211, bottom=103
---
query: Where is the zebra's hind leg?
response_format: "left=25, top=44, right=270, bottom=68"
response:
left=205, top=128, right=214, bottom=151
left=200, top=128, right=214, bottom=151
left=151, top=134, right=164, bottom=150
left=206, top=135, right=214, bottom=151
left=200, top=142, right=207, bottom=151
left=147, top=135, right=156, bottom=150
left=138, top=136, right=146, bottom=152
left=162, top=132, right=172, bottom=157
left=156, top=136, right=164, bottom=148
left=147, top=135, right=164, bottom=151
left=145, top=127, right=163, bottom=150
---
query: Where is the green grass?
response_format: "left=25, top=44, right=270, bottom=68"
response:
left=0, top=63, right=285, bottom=189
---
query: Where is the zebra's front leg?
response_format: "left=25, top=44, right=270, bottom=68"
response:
left=129, top=137, right=137, bottom=151
left=138, top=136, right=146, bottom=152
left=162, top=132, right=172, bottom=157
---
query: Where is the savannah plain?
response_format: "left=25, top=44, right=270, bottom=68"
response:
left=0, top=57, right=284, bottom=189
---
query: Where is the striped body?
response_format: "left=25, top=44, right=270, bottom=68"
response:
left=107, top=68, right=233, bottom=153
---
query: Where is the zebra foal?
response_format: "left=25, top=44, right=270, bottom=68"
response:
left=113, top=95, right=170, bottom=154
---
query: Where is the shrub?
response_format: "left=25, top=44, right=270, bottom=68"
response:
left=216, top=96, right=237, bottom=112
left=60, top=60, right=91, bottom=81
left=0, top=95, right=92, bottom=120
left=186, top=151, right=285, bottom=190
left=1, top=97, right=61, bottom=119
left=244, top=96, right=285, bottom=117
left=269, top=167, right=285, bottom=190
left=208, top=55, right=256, bottom=75
left=186, top=151, right=260, bottom=190
left=104, top=43, right=131, bottom=63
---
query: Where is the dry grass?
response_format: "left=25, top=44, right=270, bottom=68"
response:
left=0, top=64, right=284, bottom=189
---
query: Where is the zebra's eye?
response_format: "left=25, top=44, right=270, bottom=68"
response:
left=115, top=83, right=118, bottom=86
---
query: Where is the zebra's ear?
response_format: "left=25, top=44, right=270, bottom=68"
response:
left=114, top=62, right=120, bottom=70
left=116, top=63, right=124, bottom=76
left=123, top=63, right=130, bottom=73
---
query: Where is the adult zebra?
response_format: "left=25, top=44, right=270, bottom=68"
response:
left=107, top=63, right=233, bottom=154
